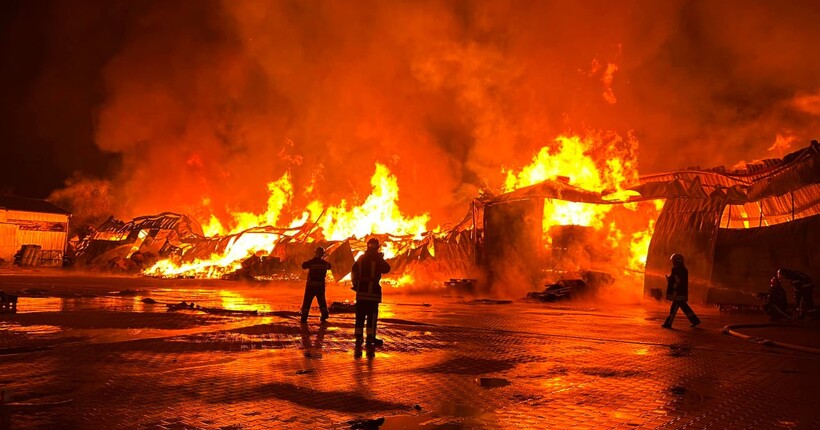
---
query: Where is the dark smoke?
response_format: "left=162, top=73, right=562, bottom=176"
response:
left=4, top=0, right=820, bottom=227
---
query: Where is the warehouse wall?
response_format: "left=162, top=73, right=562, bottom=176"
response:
left=0, top=210, right=69, bottom=265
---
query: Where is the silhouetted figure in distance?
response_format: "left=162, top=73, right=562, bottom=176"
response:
left=777, top=268, right=816, bottom=320
left=662, top=253, right=701, bottom=328
left=351, top=238, right=391, bottom=357
left=763, top=276, right=789, bottom=321
left=300, top=246, right=332, bottom=324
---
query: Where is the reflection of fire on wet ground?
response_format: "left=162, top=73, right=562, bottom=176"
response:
left=2, top=274, right=819, bottom=429
left=12, top=288, right=282, bottom=314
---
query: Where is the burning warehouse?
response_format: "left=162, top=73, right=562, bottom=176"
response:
left=641, top=141, right=820, bottom=302
left=69, top=131, right=818, bottom=308
left=7, top=0, right=817, bottom=305
left=6, top=2, right=820, bottom=428
left=480, top=141, right=820, bottom=302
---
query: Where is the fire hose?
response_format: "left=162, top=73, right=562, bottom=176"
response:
left=722, top=323, right=820, bottom=355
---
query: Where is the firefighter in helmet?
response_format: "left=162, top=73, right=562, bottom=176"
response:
left=661, top=253, right=701, bottom=328
left=777, top=268, right=816, bottom=320
left=763, top=275, right=789, bottom=321
left=300, top=246, right=332, bottom=324
left=350, top=237, right=391, bottom=357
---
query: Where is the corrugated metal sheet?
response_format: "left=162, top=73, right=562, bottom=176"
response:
left=0, top=209, right=69, bottom=265
left=712, top=215, right=819, bottom=293
left=644, top=197, right=725, bottom=301
left=0, top=224, right=17, bottom=261
left=718, top=183, right=820, bottom=229
left=5, top=210, right=68, bottom=223
left=642, top=143, right=820, bottom=300
left=635, top=142, right=820, bottom=203
left=16, top=230, right=67, bottom=252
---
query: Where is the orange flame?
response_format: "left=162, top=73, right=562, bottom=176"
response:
left=145, top=163, right=429, bottom=278
left=503, top=131, right=661, bottom=273
left=302, top=163, right=430, bottom=242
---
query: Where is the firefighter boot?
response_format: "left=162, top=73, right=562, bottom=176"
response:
left=354, top=338, right=363, bottom=358
left=366, top=337, right=384, bottom=347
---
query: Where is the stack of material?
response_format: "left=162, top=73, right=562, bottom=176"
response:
left=18, top=244, right=42, bottom=267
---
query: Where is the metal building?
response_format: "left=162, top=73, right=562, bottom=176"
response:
left=639, top=141, right=820, bottom=301
left=0, top=196, right=71, bottom=266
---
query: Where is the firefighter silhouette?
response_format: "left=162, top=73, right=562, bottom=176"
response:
left=763, top=276, right=790, bottom=320
left=661, top=253, right=701, bottom=329
left=777, top=268, right=816, bottom=320
left=300, top=247, right=332, bottom=323
left=351, top=238, right=391, bottom=357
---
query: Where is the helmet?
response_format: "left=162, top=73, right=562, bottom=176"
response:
left=367, top=238, right=380, bottom=248
left=315, top=246, right=325, bottom=256
left=670, top=253, right=684, bottom=264
left=770, top=276, right=780, bottom=288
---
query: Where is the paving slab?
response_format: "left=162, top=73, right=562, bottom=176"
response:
left=1, top=273, right=819, bottom=429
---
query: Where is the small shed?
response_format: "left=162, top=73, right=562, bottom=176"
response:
left=0, top=196, right=71, bottom=266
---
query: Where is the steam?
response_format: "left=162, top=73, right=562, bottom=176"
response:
left=36, top=0, right=820, bottom=230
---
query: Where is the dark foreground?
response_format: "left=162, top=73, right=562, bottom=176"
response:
left=1, top=271, right=819, bottom=429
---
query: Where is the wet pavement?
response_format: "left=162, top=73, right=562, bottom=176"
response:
left=1, top=271, right=820, bottom=429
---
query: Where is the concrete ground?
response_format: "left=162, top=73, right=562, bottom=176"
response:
left=1, top=271, right=819, bottom=429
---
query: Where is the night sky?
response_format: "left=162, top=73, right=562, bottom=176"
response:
left=1, top=1, right=126, bottom=197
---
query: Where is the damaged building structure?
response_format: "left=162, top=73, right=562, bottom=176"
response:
left=639, top=141, right=820, bottom=303
left=75, top=209, right=477, bottom=284
left=482, top=142, right=819, bottom=302
left=73, top=142, right=819, bottom=304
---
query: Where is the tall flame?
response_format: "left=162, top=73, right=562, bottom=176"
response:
left=303, top=163, right=429, bottom=241
left=145, top=163, right=429, bottom=278
left=503, top=131, right=661, bottom=273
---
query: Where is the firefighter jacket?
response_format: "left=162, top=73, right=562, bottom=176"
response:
left=302, top=257, right=331, bottom=287
left=351, top=250, right=391, bottom=303
left=768, top=282, right=788, bottom=310
left=786, top=271, right=815, bottom=293
left=665, top=265, right=689, bottom=301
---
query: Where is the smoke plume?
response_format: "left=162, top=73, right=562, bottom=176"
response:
left=28, top=0, right=820, bottom=228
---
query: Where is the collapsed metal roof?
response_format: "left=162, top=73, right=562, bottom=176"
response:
left=488, top=141, right=820, bottom=206
left=632, top=141, right=820, bottom=204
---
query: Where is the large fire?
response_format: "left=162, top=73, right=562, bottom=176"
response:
left=502, top=131, right=662, bottom=274
left=144, top=164, right=430, bottom=278
left=144, top=130, right=661, bottom=281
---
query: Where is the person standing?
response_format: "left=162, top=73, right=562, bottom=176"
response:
left=351, top=238, right=391, bottom=356
left=662, top=253, right=701, bottom=329
left=777, top=268, right=816, bottom=320
left=300, top=247, right=332, bottom=324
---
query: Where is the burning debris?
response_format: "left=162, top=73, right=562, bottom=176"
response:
left=526, top=271, right=616, bottom=302
left=68, top=131, right=662, bottom=293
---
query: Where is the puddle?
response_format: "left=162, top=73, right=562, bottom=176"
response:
left=0, top=321, right=62, bottom=335
left=11, top=289, right=280, bottom=314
